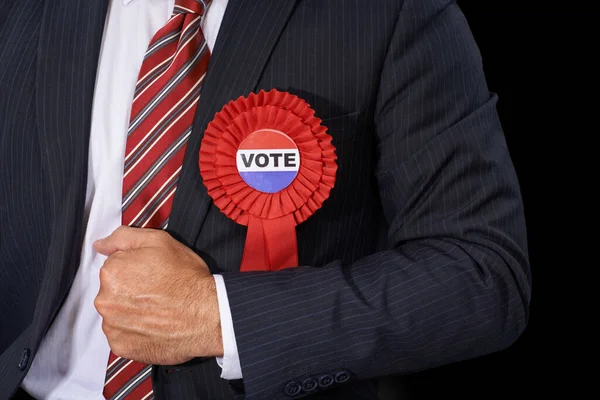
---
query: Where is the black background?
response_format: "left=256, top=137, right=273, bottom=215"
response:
left=400, top=3, right=585, bottom=398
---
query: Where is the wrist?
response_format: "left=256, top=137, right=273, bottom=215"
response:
left=193, top=275, right=224, bottom=358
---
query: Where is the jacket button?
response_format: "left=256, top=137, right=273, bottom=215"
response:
left=302, top=378, right=318, bottom=392
left=18, top=348, right=30, bottom=371
left=317, top=374, right=334, bottom=388
left=284, top=381, right=302, bottom=397
left=334, top=370, right=351, bottom=384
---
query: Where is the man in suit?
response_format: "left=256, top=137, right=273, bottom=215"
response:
left=0, top=0, right=531, bottom=399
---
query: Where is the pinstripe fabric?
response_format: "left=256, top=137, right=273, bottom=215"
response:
left=1, top=0, right=531, bottom=399
left=0, top=0, right=110, bottom=399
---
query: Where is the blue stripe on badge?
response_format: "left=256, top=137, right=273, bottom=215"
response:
left=240, top=171, right=298, bottom=193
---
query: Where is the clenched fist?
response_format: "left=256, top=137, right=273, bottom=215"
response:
left=93, top=226, right=223, bottom=365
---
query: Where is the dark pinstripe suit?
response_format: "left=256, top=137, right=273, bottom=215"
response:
left=0, top=0, right=531, bottom=399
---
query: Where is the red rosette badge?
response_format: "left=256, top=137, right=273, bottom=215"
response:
left=199, top=89, right=337, bottom=271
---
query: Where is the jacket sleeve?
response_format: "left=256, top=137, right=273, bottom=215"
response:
left=220, top=1, right=532, bottom=398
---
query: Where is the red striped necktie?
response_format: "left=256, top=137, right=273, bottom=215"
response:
left=103, top=1, right=211, bottom=399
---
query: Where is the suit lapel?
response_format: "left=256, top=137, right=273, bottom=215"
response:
left=36, top=0, right=109, bottom=214
left=169, top=0, right=299, bottom=245
left=35, top=0, right=109, bottom=329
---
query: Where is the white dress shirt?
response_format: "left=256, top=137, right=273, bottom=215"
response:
left=21, top=1, right=242, bottom=398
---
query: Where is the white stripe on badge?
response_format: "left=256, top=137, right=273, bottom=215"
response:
left=236, top=149, right=300, bottom=172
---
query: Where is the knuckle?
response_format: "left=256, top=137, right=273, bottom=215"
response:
left=149, top=229, right=169, bottom=246
left=99, top=265, right=111, bottom=283
left=93, top=296, right=102, bottom=312
left=101, top=320, right=111, bottom=335
left=155, top=229, right=169, bottom=240
left=94, top=295, right=109, bottom=315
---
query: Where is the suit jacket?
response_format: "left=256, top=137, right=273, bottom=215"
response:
left=0, top=0, right=531, bottom=399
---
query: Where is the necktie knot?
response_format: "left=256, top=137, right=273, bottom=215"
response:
left=173, top=0, right=211, bottom=15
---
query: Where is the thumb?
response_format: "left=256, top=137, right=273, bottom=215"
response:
left=93, top=226, right=153, bottom=256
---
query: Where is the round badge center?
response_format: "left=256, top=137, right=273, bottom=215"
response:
left=236, top=129, right=300, bottom=193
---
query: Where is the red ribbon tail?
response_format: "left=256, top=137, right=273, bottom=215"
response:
left=240, top=215, right=268, bottom=272
left=263, top=214, right=298, bottom=271
left=240, top=214, right=298, bottom=272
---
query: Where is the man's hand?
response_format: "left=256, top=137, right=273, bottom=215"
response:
left=93, top=226, right=223, bottom=365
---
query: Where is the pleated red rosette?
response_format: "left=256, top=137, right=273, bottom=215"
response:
left=199, top=89, right=337, bottom=271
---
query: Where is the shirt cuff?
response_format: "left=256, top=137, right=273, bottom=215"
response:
left=213, top=274, right=243, bottom=380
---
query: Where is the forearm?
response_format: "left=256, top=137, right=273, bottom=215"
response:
left=221, top=233, right=529, bottom=398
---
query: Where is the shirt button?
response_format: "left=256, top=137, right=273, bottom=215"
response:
left=18, top=348, right=30, bottom=371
